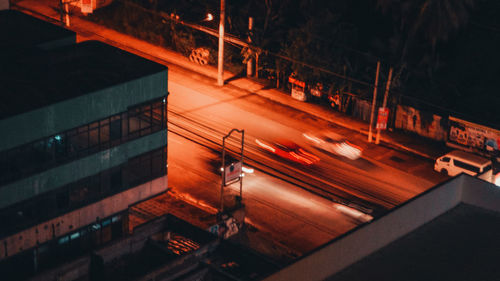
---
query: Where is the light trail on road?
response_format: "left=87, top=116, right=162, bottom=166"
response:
left=167, top=106, right=398, bottom=215
left=167, top=133, right=361, bottom=254
left=71, top=19, right=433, bottom=214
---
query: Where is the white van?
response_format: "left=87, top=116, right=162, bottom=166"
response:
left=434, top=150, right=492, bottom=176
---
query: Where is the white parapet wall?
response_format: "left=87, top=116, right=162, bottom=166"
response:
left=462, top=175, right=500, bottom=213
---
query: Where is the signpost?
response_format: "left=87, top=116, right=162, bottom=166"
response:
left=376, top=107, right=389, bottom=130
left=220, top=129, right=244, bottom=214
left=289, top=77, right=307, bottom=101
left=224, top=161, right=242, bottom=184
left=81, top=0, right=93, bottom=14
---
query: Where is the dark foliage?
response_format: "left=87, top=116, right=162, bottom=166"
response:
left=86, top=0, right=500, bottom=126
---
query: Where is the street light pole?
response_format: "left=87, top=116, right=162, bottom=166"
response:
left=217, top=0, right=225, bottom=86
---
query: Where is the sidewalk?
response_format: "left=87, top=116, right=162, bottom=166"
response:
left=11, top=0, right=447, bottom=162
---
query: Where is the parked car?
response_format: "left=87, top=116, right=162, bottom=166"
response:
left=303, top=131, right=362, bottom=160
left=434, top=150, right=492, bottom=176
left=255, top=138, right=320, bottom=165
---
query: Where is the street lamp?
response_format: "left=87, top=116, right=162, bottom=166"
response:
left=205, top=13, right=214, bottom=21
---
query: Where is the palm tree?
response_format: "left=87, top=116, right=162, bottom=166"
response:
left=377, top=0, right=475, bottom=84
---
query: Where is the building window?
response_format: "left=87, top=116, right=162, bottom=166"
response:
left=110, top=116, right=122, bottom=144
left=0, top=147, right=166, bottom=236
left=0, top=97, right=167, bottom=186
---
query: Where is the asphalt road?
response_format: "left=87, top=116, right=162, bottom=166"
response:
left=167, top=78, right=437, bottom=210
left=165, top=76, right=442, bottom=255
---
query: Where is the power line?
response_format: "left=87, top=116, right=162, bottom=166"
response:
left=111, top=0, right=475, bottom=121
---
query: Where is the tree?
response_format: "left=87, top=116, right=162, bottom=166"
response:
left=376, top=0, right=475, bottom=88
left=281, top=5, right=358, bottom=84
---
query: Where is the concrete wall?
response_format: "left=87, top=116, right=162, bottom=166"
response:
left=0, top=129, right=167, bottom=208
left=263, top=177, right=466, bottom=281
left=0, top=70, right=167, bottom=152
left=0, top=176, right=167, bottom=261
left=395, top=105, right=448, bottom=141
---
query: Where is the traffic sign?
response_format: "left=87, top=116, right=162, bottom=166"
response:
left=81, top=0, right=93, bottom=14
left=224, top=161, right=242, bottom=185
left=376, top=107, right=389, bottom=130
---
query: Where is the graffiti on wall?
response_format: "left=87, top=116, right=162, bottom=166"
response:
left=448, top=116, right=500, bottom=155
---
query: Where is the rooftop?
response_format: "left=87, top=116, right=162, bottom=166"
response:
left=328, top=203, right=500, bottom=281
left=0, top=40, right=166, bottom=120
left=0, top=9, right=75, bottom=52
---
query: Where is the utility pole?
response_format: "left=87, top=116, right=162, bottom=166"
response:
left=246, top=17, right=254, bottom=77
left=59, top=0, right=70, bottom=27
left=217, top=0, right=225, bottom=86
left=368, top=61, right=380, bottom=143
left=64, top=1, right=70, bottom=26
left=375, top=67, right=393, bottom=144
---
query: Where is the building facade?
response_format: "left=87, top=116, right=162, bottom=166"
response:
left=0, top=10, right=168, bottom=279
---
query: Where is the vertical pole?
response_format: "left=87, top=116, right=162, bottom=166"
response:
left=64, top=2, right=70, bottom=27
left=246, top=17, right=254, bottom=77
left=255, top=52, right=259, bottom=78
left=59, top=0, right=64, bottom=25
left=368, top=61, right=380, bottom=143
left=375, top=67, right=393, bottom=144
left=239, top=130, right=244, bottom=199
left=220, top=138, right=226, bottom=213
left=276, top=66, right=280, bottom=88
left=217, top=0, right=225, bottom=86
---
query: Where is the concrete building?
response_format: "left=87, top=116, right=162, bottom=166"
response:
left=263, top=174, right=500, bottom=281
left=0, top=10, right=168, bottom=279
